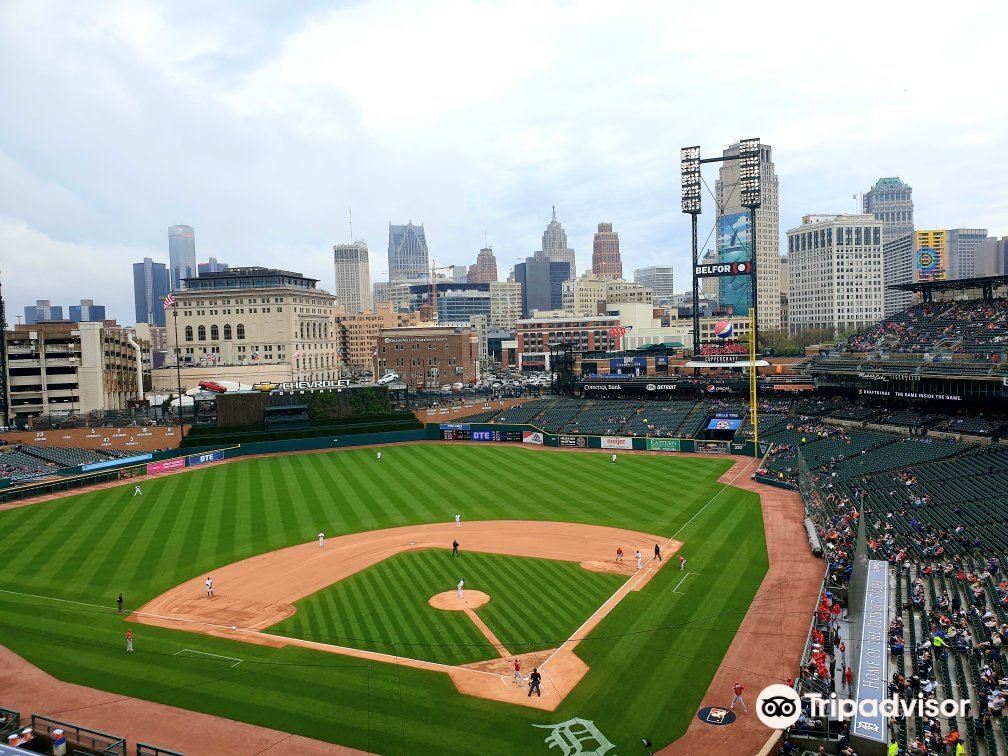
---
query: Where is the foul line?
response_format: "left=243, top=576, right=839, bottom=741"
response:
left=672, top=572, right=699, bottom=594
left=540, top=455, right=759, bottom=672
left=173, top=648, right=243, bottom=668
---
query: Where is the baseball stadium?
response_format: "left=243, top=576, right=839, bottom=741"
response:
left=3, top=274, right=1008, bottom=756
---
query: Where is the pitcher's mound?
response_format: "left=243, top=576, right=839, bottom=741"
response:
left=429, top=590, right=490, bottom=610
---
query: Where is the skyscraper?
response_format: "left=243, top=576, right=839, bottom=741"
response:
left=23, top=300, right=63, bottom=324
left=467, top=247, right=498, bottom=283
left=947, top=228, right=989, bottom=279
left=197, top=257, right=229, bottom=276
left=883, top=234, right=915, bottom=316
left=513, top=250, right=571, bottom=317
left=333, top=241, right=372, bottom=314
left=133, top=257, right=170, bottom=327
left=863, top=177, right=914, bottom=244
left=633, top=266, right=675, bottom=305
left=388, top=222, right=429, bottom=282
left=168, top=225, right=197, bottom=291
left=542, top=207, right=576, bottom=278
left=591, top=222, right=622, bottom=279
left=69, top=299, right=106, bottom=323
left=715, top=142, right=781, bottom=330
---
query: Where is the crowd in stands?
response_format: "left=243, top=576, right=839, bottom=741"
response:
left=0, top=444, right=137, bottom=483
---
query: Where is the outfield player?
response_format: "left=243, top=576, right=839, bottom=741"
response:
left=730, top=681, right=747, bottom=713
left=377, top=451, right=382, bottom=462
left=318, top=531, right=325, bottom=548
left=635, top=549, right=643, bottom=570
left=205, top=577, right=214, bottom=597
left=457, top=578, right=465, bottom=599
left=455, top=512, right=461, bottom=528
left=513, top=658, right=524, bottom=686
left=126, top=627, right=134, bottom=652
left=611, top=453, right=617, bottom=464
left=134, top=484, right=142, bottom=496
left=678, top=554, right=686, bottom=571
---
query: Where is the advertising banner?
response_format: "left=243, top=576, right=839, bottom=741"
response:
left=470, top=430, right=493, bottom=442
left=147, top=457, right=185, bottom=474
left=850, top=560, right=890, bottom=747
left=716, top=212, right=753, bottom=318
left=600, top=436, right=633, bottom=450
left=522, top=431, right=544, bottom=445
left=646, top=438, right=681, bottom=452
left=695, top=440, right=730, bottom=454
left=559, top=435, right=588, bottom=448
left=707, top=418, right=742, bottom=431
left=186, top=450, right=224, bottom=467
left=81, top=453, right=152, bottom=471
left=914, top=231, right=947, bottom=283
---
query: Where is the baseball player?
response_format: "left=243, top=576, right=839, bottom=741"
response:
left=455, top=512, right=461, bottom=528
left=452, top=539, right=459, bottom=557
left=205, top=577, right=214, bottom=598
left=654, top=543, right=662, bottom=561
left=635, top=549, right=643, bottom=570
left=611, top=453, right=617, bottom=464
left=457, top=578, right=465, bottom=599
left=126, top=627, right=134, bottom=652
left=133, top=485, right=142, bottom=496
left=377, top=451, right=382, bottom=462
left=513, top=658, right=524, bottom=686
left=616, top=546, right=623, bottom=564
left=117, top=592, right=123, bottom=613
left=730, top=681, right=747, bottom=713
left=528, top=668, right=542, bottom=697
left=318, top=531, right=325, bottom=548
left=678, top=554, right=686, bottom=571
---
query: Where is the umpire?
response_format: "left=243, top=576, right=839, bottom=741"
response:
left=528, top=668, right=542, bottom=697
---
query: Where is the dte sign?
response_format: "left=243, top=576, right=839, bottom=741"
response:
left=187, top=450, right=224, bottom=467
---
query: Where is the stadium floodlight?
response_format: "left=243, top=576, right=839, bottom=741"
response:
left=680, top=146, right=701, bottom=214
left=738, top=137, right=761, bottom=208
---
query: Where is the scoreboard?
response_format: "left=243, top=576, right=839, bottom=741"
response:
left=440, top=427, right=523, bottom=442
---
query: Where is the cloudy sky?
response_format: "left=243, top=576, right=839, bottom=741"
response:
left=2, top=0, right=1006, bottom=323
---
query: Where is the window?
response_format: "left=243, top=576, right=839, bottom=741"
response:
left=237, top=324, right=245, bottom=340
left=184, top=326, right=193, bottom=342
left=223, top=324, right=232, bottom=340
left=210, top=325, right=219, bottom=340
left=198, top=325, right=206, bottom=341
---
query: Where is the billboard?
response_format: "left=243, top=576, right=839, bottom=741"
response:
left=470, top=430, right=494, bottom=442
left=147, top=457, right=185, bottom=474
left=559, top=435, right=588, bottom=448
left=186, top=450, right=224, bottom=467
left=646, top=438, right=680, bottom=452
left=707, top=418, right=742, bottom=431
left=716, top=212, right=753, bottom=318
left=914, top=230, right=947, bottom=282
left=600, top=436, right=632, bottom=449
left=522, top=431, right=544, bottom=445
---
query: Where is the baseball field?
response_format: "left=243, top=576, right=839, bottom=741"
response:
left=0, top=443, right=768, bottom=754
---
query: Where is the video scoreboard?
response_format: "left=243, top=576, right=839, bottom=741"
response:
left=439, top=425, right=523, bottom=442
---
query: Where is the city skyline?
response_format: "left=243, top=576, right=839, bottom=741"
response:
left=1, top=2, right=1006, bottom=322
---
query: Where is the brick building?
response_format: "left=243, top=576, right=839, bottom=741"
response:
left=375, top=325, right=480, bottom=388
left=502, top=314, right=619, bottom=371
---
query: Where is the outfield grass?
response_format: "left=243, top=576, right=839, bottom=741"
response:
left=0, top=444, right=767, bottom=754
left=269, top=550, right=625, bottom=665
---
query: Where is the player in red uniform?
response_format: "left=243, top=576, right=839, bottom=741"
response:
left=730, top=681, right=747, bottom=713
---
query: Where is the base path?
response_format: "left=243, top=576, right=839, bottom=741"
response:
left=0, top=644, right=363, bottom=756
left=135, top=520, right=675, bottom=711
left=660, top=457, right=822, bottom=756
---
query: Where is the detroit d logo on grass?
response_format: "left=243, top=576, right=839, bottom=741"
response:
left=756, top=684, right=801, bottom=729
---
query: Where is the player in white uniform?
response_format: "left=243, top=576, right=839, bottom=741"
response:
left=455, top=513, right=461, bottom=528
left=205, top=577, right=214, bottom=597
left=457, top=578, right=465, bottom=599
left=635, top=550, right=643, bottom=570
left=318, top=531, right=325, bottom=548
left=611, top=454, right=617, bottom=464
left=377, top=451, right=382, bottom=462
left=134, top=485, right=142, bottom=496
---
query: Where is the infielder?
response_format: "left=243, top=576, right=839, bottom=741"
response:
left=513, top=658, right=524, bottom=686
left=134, top=485, right=142, bottom=496
left=455, top=512, right=461, bottom=528
left=635, top=549, right=643, bottom=570
left=205, top=577, right=214, bottom=597
left=730, top=681, right=747, bottom=713
left=678, top=554, right=686, bottom=571
left=125, top=627, right=134, bottom=652
left=318, top=531, right=325, bottom=548
left=457, top=578, right=465, bottom=599
left=616, top=546, right=623, bottom=564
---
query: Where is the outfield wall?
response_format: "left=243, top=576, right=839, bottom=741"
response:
left=427, top=422, right=757, bottom=457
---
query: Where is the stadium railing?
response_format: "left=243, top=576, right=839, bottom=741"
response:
left=136, top=743, right=185, bottom=756
left=0, top=707, right=20, bottom=738
left=30, top=714, right=126, bottom=755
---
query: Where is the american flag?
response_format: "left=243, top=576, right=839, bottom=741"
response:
left=162, top=293, right=176, bottom=310
left=251, top=352, right=260, bottom=361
